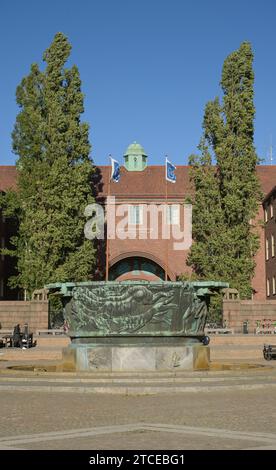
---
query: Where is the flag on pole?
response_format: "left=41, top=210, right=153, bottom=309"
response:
left=110, top=156, right=120, bottom=182
left=165, top=157, right=176, bottom=183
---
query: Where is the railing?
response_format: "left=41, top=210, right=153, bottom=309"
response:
left=205, top=328, right=234, bottom=335
left=255, top=327, right=276, bottom=335
left=36, top=329, right=65, bottom=335
left=0, top=332, right=35, bottom=348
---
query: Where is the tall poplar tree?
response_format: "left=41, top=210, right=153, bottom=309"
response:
left=188, top=42, right=262, bottom=299
left=5, top=33, right=95, bottom=295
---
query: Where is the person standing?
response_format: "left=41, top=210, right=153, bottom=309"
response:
left=13, top=324, right=23, bottom=348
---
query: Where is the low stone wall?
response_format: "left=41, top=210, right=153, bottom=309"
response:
left=0, top=300, right=48, bottom=332
left=223, top=300, right=276, bottom=333
left=0, top=335, right=270, bottom=363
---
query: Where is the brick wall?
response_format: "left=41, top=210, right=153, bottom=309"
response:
left=0, top=300, right=48, bottom=331
left=223, top=299, right=276, bottom=333
left=107, top=198, right=192, bottom=281
left=263, top=191, right=276, bottom=299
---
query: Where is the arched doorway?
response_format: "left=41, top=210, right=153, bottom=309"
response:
left=109, top=256, right=167, bottom=281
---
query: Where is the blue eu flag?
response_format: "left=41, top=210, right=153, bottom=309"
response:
left=110, top=156, right=120, bottom=183
left=165, top=157, right=176, bottom=183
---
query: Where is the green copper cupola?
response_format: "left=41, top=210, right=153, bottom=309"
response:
left=123, top=141, right=148, bottom=171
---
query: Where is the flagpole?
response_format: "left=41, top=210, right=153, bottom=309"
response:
left=165, top=157, right=168, bottom=282
left=105, top=157, right=111, bottom=282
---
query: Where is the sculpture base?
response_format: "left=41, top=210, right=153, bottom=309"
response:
left=62, top=342, right=210, bottom=372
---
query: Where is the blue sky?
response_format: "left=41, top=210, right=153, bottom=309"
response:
left=1, top=0, right=276, bottom=166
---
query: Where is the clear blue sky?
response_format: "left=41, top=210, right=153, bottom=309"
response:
left=1, top=0, right=276, bottom=166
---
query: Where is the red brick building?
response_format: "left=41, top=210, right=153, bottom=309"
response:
left=1, top=143, right=276, bottom=300
left=97, top=164, right=192, bottom=283
left=263, top=186, right=276, bottom=299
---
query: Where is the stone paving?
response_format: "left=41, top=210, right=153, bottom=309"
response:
left=0, top=390, right=276, bottom=450
left=1, top=389, right=276, bottom=450
left=1, top=336, right=276, bottom=450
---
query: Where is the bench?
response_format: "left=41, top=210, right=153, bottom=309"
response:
left=0, top=334, right=13, bottom=348
left=0, top=333, right=35, bottom=348
left=36, top=329, right=65, bottom=335
left=205, top=328, right=234, bottom=335
left=0, top=331, right=13, bottom=348
left=263, top=344, right=276, bottom=360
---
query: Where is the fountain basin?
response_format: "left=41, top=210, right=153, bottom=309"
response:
left=46, top=280, right=228, bottom=372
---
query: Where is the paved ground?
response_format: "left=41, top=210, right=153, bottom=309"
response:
left=1, top=336, right=276, bottom=450
left=1, top=388, right=276, bottom=450
left=1, top=364, right=276, bottom=450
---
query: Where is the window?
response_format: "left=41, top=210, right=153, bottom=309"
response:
left=267, top=278, right=270, bottom=297
left=273, top=277, right=276, bottom=295
left=129, top=205, right=143, bottom=225
left=265, top=207, right=268, bottom=223
left=272, top=235, right=275, bottom=257
left=166, top=204, right=180, bottom=225
left=271, top=203, right=274, bottom=219
left=266, top=238, right=269, bottom=260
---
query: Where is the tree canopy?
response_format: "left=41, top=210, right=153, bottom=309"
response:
left=188, top=42, right=262, bottom=300
left=4, top=32, right=95, bottom=296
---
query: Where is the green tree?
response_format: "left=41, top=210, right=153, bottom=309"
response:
left=188, top=42, right=262, bottom=301
left=3, top=32, right=95, bottom=296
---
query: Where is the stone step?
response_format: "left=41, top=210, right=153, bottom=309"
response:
left=0, top=349, right=267, bottom=362
left=35, top=337, right=69, bottom=347
left=20, top=334, right=276, bottom=351
left=1, top=372, right=276, bottom=385
left=0, top=350, right=62, bottom=361
left=209, top=335, right=276, bottom=345
left=1, top=375, right=276, bottom=395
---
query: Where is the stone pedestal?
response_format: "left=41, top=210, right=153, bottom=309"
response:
left=62, top=342, right=210, bottom=372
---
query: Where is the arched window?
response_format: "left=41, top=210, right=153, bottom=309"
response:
left=110, top=256, right=165, bottom=281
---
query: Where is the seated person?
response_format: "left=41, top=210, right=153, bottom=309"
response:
left=22, top=323, right=35, bottom=348
left=13, top=324, right=23, bottom=348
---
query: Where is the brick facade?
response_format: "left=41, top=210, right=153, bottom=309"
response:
left=263, top=186, right=276, bottom=299
left=1, top=164, right=276, bottom=300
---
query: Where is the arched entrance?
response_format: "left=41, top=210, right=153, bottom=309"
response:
left=109, top=256, right=168, bottom=281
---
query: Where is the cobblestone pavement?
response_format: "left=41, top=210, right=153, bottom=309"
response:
left=1, top=388, right=276, bottom=450
left=1, top=340, right=276, bottom=450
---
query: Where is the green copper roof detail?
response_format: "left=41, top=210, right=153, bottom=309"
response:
left=123, top=141, right=148, bottom=171
left=124, top=141, right=148, bottom=157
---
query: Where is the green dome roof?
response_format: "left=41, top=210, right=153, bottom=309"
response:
left=124, top=141, right=147, bottom=157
